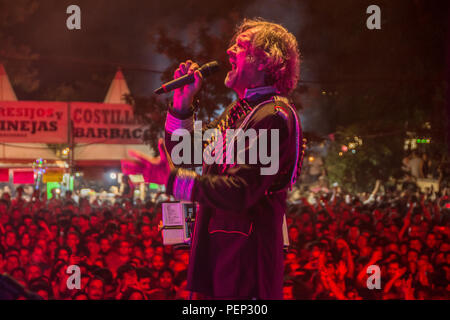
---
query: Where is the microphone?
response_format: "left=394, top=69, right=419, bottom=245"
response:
left=154, top=61, right=219, bottom=94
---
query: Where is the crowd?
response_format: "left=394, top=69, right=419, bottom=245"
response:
left=0, top=187, right=190, bottom=300
left=0, top=178, right=449, bottom=299
left=401, top=150, right=442, bottom=180
left=284, top=183, right=449, bottom=300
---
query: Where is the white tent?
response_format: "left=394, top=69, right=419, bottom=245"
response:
left=104, top=68, right=130, bottom=104
left=0, top=64, right=17, bottom=101
left=74, top=68, right=152, bottom=167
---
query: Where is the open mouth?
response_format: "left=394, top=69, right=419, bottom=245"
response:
left=229, top=60, right=236, bottom=70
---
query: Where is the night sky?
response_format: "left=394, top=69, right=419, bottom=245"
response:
left=4, top=0, right=307, bottom=98
left=2, top=0, right=449, bottom=137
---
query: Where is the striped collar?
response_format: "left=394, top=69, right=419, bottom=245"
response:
left=243, top=86, right=278, bottom=102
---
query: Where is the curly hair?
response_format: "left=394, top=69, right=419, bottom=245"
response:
left=233, top=18, right=301, bottom=95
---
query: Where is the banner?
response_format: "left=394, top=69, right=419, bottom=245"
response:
left=0, top=101, right=148, bottom=145
left=0, top=168, right=9, bottom=182
left=13, top=170, right=34, bottom=184
left=0, top=101, right=68, bottom=143
left=42, top=170, right=64, bottom=183
left=71, top=102, right=149, bottom=144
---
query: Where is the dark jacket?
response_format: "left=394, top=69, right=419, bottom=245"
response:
left=165, top=89, right=303, bottom=299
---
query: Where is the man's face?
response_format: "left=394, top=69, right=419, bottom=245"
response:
left=311, top=246, right=321, bottom=259
left=87, top=241, right=100, bottom=256
left=173, top=262, right=186, bottom=275
left=387, top=262, right=400, bottom=279
left=143, top=238, right=152, bottom=248
left=159, top=271, right=173, bottom=289
left=87, top=279, right=104, bottom=300
left=142, top=215, right=151, bottom=225
left=90, top=215, right=99, bottom=227
left=180, top=252, right=189, bottom=266
left=5, top=232, right=16, bottom=246
left=123, top=270, right=138, bottom=287
left=304, top=224, right=314, bottom=236
left=410, top=239, right=422, bottom=252
left=407, top=250, right=418, bottom=262
left=301, top=213, right=310, bottom=223
left=360, top=246, right=372, bottom=258
left=100, top=238, right=110, bottom=252
left=31, top=247, right=45, bottom=264
left=58, top=249, right=70, bottom=262
left=144, top=247, right=154, bottom=260
left=285, top=252, right=297, bottom=265
left=27, top=265, right=41, bottom=281
left=71, top=217, right=79, bottom=225
left=435, top=252, right=445, bottom=265
left=79, top=217, right=89, bottom=228
left=409, top=225, right=420, bottom=238
left=155, top=246, right=164, bottom=256
left=288, top=227, right=299, bottom=242
left=225, top=28, right=265, bottom=96
left=19, top=249, right=30, bottom=266
left=349, top=226, right=360, bottom=239
left=139, top=277, right=151, bottom=292
left=141, top=225, right=152, bottom=239
left=357, top=236, right=368, bottom=249
left=426, top=233, right=436, bottom=248
left=6, top=256, right=19, bottom=272
left=67, top=234, right=79, bottom=248
left=119, top=241, right=130, bottom=256
left=152, top=254, right=165, bottom=271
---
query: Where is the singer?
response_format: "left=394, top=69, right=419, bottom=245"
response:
left=122, top=18, right=303, bottom=299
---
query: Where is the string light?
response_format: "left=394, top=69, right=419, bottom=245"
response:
left=416, top=138, right=431, bottom=144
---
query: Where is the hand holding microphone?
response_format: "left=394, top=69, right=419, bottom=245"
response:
left=173, top=60, right=203, bottom=114
left=154, top=60, right=219, bottom=114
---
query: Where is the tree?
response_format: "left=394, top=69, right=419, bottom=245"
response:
left=324, top=125, right=404, bottom=192
left=299, top=0, right=449, bottom=191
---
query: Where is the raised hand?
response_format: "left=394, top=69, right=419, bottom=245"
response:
left=370, top=250, right=383, bottom=263
left=394, top=267, right=407, bottom=279
left=337, top=260, right=348, bottom=278
left=121, top=139, right=173, bottom=186
left=173, top=60, right=203, bottom=113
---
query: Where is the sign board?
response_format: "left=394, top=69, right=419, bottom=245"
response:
left=0, top=101, right=68, bottom=143
left=71, top=102, right=149, bottom=144
left=43, top=170, right=64, bottom=183
left=13, top=170, right=34, bottom=184
left=0, top=101, right=147, bottom=145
